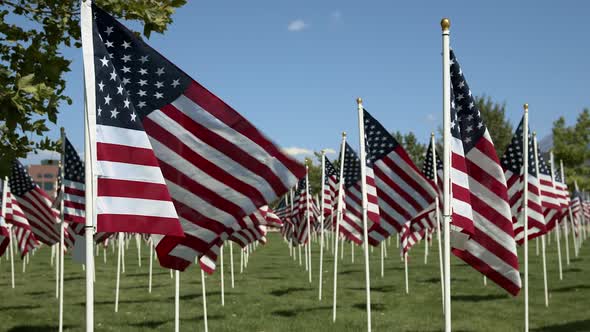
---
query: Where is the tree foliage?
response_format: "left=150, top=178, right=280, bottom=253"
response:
left=553, top=109, right=590, bottom=189
left=0, top=0, right=187, bottom=177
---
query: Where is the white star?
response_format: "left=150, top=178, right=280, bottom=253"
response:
left=99, top=56, right=109, bottom=67
left=98, top=81, right=105, bottom=91
left=466, top=114, right=474, bottom=121
left=122, top=41, right=131, bottom=49
left=155, top=67, right=165, bottom=76
left=469, top=102, right=474, bottom=110
left=109, top=69, right=117, bottom=81
left=466, top=125, right=473, bottom=132
left=110, top=108, right=119, bottom=118
left=138, top=90, right=146, bottom=97
left=105, top=40, right=114, bottom=48
left=458, top=81, right=465, bottom=88
left=171, top=79, right=180, bottom=88
left=139, top=55, right=149, bottom=64
left=457, top=94, right=464, bottom=101
left=121, top=54, right=131, bottom=62
left=104, top=94, right=112, bottom=105
left=155, top=81, right=164, bottom=88
left=137, top=101, right=146, bottom=109
left=154, top=92, right=163, bottom=99
left=138, top=79, right=147, bottom=86
left=97, top=107, right=102, bottom=116
left=116, top=85, right=123, bottom=95
left=121, top=77, right=130, bottom=85
left=105, top=27, right=114, bottom=35
left=130, top=112, right=137, bottom=121
left=122, top=66, right=131, bottom=73
left=123, top=99, right=130, bottom=108
left=138, top=68, right=147, bottom=75
left=464, top=137, right=472, bottom=143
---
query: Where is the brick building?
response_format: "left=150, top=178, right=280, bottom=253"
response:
left=27, top=159, right=59, bottom=198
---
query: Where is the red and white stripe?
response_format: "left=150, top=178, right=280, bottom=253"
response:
left=538, top=172, right=561, bottom=210
left=0, top=222, right=9, bottom=257
left=63, top=179, right=85, bottom=224
left=506, top=170, right=546, bottom=243
left=400, top=208, right=437, bottom=255
left=323, top=173, right=338, bottom=217
left=339, top=167, right=379, bottom=245
left=9, top=185, right=61, bottom=246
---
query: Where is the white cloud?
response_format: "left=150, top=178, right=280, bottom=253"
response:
left=20, top=149, right=60, bottom=165
left=324, top=148, right=337, bottom=155
left=282, top=146, right=314, bottom=157
left=288, top=19, right=308, bottom=32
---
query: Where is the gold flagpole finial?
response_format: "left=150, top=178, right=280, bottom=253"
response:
left=431, top=131, right=435, bottom=137
left=524, top=103, right=529, bottom=111
left=441, top=18, right=450, bottom=31
left=356, top=97, right=362, bottom=105
left=60, top=127, right=65, bottom=135
left=342, top=131, right=347, bottom=137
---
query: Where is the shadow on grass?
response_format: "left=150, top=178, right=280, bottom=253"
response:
left=451, top=294, right=506, bottom=302
left=347, top=285, right=395, bottom=293
left=552, top=285, right=590, bottom=293
left=564, top=268, right=583, bottom=273
left=122, top=284, right=166, bottom=290
left=259, top=276, right=283, bottom=280
left=531, top=319, right=590, bottom=331
left=272, top=306, right=331, bottom=317
left=352, top=302, right=386, bottom=311
left=7, top=325, right=76, bottom=332
left=25, top=291, right=49, bottom=296
left=124, top=271, right=168, bottom=278
left=0, top=304, right=40, bottom=310
left=269, top=287, right=310, bottom=297
left=338, top=269, right=362, bottom=275
left=63, top=276, right=84, bottom=282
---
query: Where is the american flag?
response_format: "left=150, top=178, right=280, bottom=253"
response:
left=422, top=139, right=443, bottom=190
left=400, top=208, right=437, bottom=256
left=362, top=109, right=438, bottom=246
left=570, top=190, right=582, bottom=237
left=0, top=217, right=9, bottom=257
left=89, top=5, right=305, bottom=271
left=536, top=151, right=560, bottom=210
left=274, top=196, right=291, bottom=224
left=448, top=50, right=521, bottom=296
left=500, top=116, right=546, bottom=243
left=554, top=168, right=570, bottom=210
left=2, top=184, right=39, bottom=258
left=62, top=137, right=86, bottom=224
left=323, top=158, right=339, bottom=217
left=292, top=178, right=311, bottom=245
left=9, top=160, right=61, bottom=246
left=338, top=143, right=379, bottom=244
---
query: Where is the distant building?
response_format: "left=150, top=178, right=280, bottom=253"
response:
left=27, top=159, right=59, bottom=198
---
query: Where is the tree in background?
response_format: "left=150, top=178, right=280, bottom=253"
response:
left=553, top=109, right=590, bottom=189
left=392, top=131, right=427, bottom=169
left=0, top=0, right=187, bottom=177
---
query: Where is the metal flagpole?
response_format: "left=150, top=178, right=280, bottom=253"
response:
left=319, top=150, right=326, bottom=300
left=550, top=152, right=563, bottom=280
left=441, top=17, right=452, bottom=332
left=332, top=132, right=347, bottom=322
left=523, top=104, right=529, bottom=332
left=115, top=233, right=123, bottom=312
left=201, top=269, right=209, bottom=332
left=351, top=242, right=354, bottom=263
left=59, top=128, right=66, bottom=332
left=175, top=270, right=180, bottom=332
left=229, top=241, right=235, bottom=288
left=136, top=234, right=141, bottom=267
left=560, top=160, right=570, bottom=265
left=356, top=97, right=372, bottom=332
left=80, top=1, right=96, bottom=329
left=305, top=164, right=312, bottom=283
left=432, top=133, right=445, bottom=313
left=533, top=133, right=549, bottom=307
left=380, top=243, right=384, bottom=278
left=220, top=244, right=225, bottom=306
left=424, top=228, right=429, bottom=264
left=149, top=239, right=153, bottom=293
left=404, top=252, right=409, bottom=294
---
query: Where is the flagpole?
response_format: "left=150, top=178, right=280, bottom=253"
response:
left=523, top=103, right=529, bottom=332
left=149, top=239, right=153, bottom=293
left=175, top=270, right=180, bottom=332
left=380, top=243, right=384, bottom=278
left=332, top=132, right=347, bottom=322
left=432, top=133, right=445, bottom=313
left=59, top=127, right=66, bottom=332
left=424, top=229, right=429, bottom=264
left=550, top=151, right=563, bottom=280
left=305, top=164, right=312, bottom=283
left=441, top=18, right=452, bottom=332
left=356, top=97, right=372, bottom=332
left=404, top=252, right=409, bottom=294
left=533, top=132, right=549, bottom=307
left=229, top=241, right=235, bottom=288
left=136, top=234, right=141, bottom=267
left=560, top=160, right=570, bottom=265
left=80, top=1, right=96, bottom=330
left=115, top=233, right=123, bottom=312
left=220, top=244, right=225, bottom=306
left=201, top=269, right=209, bottom=332
left=319, top=150, right=326, bottom=300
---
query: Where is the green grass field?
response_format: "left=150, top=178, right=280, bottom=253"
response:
left=0, top=232, right=589, bottom=331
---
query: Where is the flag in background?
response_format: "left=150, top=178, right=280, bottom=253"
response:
left=0, top=216, right=9, bottom=257
left=448, top=50, right=521, bottom=296
left=323, top=158, right=339, bottom=217
left=500, top=116, right=546, bottom=243
left=2, top=182, right=39, bottom=258
left=62, top=137, right=86, bottom=224
left=88, top=5, right=305, bottom=271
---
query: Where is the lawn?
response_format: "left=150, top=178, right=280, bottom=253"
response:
left=0, top=232, right=589, bottom=331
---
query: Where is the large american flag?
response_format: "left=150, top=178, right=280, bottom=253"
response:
left=9, top=160, right=61, bottom=246
left=338, top=143, right=379, bottom=244
left=89, top=5, right=305, bottom=270
left=448, top=50, right=521, bottom=296
left=362, top=109, right=438, bottom=246
left=500, top=117, right=546, bottom=243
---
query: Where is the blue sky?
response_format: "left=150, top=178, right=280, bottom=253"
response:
left=26, top=0, right=590, bottom=163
